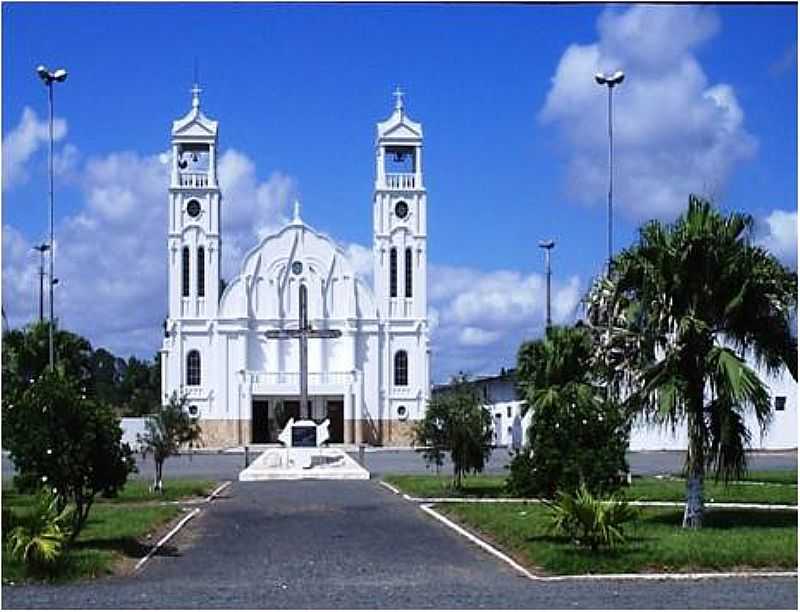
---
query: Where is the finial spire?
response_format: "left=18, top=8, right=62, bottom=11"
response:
left=191, top=83, right=202, bottom=109
left=393, top=86, right=405, bottom=112
left=292, top=199, right=302, bottom=224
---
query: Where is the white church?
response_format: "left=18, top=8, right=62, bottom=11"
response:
left=160, top=87, right=430, bottom=447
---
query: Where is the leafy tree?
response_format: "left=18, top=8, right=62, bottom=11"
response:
left=2, top=368, right=136, bottom=540
left=2, top=322, right=93, bottom=396
left=587, top=196, right=797, bottom=527
left=414, top=376, right=493, bottom=489
left=138, top=393, right=203, bottom=493
left=119, top=355, right=161, bottom=416
left=88, top=347, right=124, bottom=406
left=509, top=325, right=630, bottom=498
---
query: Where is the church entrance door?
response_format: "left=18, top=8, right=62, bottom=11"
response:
left=326, top=400, right=344, bottom=443
left=252, top=400, right=270, bottom=444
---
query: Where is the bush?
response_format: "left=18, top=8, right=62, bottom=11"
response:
left=6, top=489, right=73, bottom=573
left=2, top=368, right=136, bottom=540
left=546, top=484, right=637, bottom=551
left=509, top=326, right=630, bottom=498
left=415, top=376, right=493, bottom=489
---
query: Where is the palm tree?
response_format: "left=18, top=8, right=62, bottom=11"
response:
left=588, top=195, right=797, bottom=528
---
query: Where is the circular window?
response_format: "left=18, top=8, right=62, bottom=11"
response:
left=188, top=405, right=199, bottom=417
left=291, top=261, right=303, bottom=275
left=187, top=200, right=201, bottom=218
left=397, top=405, right=408, bottom=421
left=394, top=201, right=409, bottom=219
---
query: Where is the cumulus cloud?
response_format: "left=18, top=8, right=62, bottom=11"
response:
left=540, top=5, right=757, bottom=220
left=2, top=107, right=68, bottom=190
left=428, top=265, right=583, bottom=380
left=2, top=148, right=297, bottom=357
left=758, top=209, right=797, bottom=267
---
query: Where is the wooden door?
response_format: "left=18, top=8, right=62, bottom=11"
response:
left=326, top=400, right=344, bottom=443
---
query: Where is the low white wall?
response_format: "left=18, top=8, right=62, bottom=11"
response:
left=121, top=417, right=147, bottom=451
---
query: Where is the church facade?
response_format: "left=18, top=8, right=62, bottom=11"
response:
left=160, top=88, right=430, bottom=447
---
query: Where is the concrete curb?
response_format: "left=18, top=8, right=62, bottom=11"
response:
left=420, top=503, right=798, bottom=583
left=135, top=480, right=232, bottom=572
left=378, top=481, right=798, bottom=510
left=134, top=507, right=201, bottom=572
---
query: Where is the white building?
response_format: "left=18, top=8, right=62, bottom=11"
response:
left=437, top=366, right=797, bottom=451
left=160, top=87, right=430, bottom=447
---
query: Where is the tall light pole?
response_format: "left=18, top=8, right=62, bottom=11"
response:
left=538, top=240, right=555, bottom=330
left=594, top=70, right=624, bottom=278
left=33, top=243, right=50, bottom=322
left=36, top=64, right=67, bottom=370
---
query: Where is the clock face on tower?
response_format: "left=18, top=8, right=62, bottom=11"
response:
left=187, top=200, right=201, bottom=218
left=395, top=201, right=409, bottom=219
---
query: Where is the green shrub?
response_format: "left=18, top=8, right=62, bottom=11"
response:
left=546, top=483, right=637, bottom=551
left=509, top=325, right=630, bottom=498
left=7, top=489, right=73, bottom=573
left=2, top=368, right=136, bottom=540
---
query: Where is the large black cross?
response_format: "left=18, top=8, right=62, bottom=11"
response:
left=264, top=284, right=342, bottom=420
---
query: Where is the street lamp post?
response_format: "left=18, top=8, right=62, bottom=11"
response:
left=594, top=70, right=624, bottom=278
left=538, top=240, right=555, bottom=330
left=33, top=243, right=50, bottom=322
left=36, top=64, right=67, bottom=370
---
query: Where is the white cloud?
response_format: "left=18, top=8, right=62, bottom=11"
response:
left=2, top=107, right=68, bottom=190
left=427, top=264, right=582, bottom=380
left=2, top=148, right=297, bottom=357
left=758, top=209, right=797, bottom=267
left=540, top=5, right=757, bottom=220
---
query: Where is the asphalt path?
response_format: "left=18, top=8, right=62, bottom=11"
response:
left=3, top=449, right=796, bottom=483
left=2, top=480, right=797, bottom=609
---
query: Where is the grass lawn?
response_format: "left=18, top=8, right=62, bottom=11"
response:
left=2, top=478, right=216, bottom=583
left=439, top=502, right=798, bottom=575
left=384, top=474, right=797, bottom=505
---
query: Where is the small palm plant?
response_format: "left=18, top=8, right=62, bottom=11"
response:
left=546, top=484, right=637, bottom=551
left=7, top=489, right=73, bottom=572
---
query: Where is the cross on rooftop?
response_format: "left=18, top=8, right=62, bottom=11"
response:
left=191, top=83, right=202, bottom=109
left=393, top=86, right=405, bottom=111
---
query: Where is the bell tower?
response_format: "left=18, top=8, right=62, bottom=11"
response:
left=373, top=88, right=427, bottom=321
left=168, top=84, right=221, bottom=322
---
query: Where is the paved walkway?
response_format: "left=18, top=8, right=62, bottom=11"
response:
left=2, top=480, right=797, bottom=609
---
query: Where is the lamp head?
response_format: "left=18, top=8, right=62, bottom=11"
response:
left=538, top=239, right=555, bottom=249
left=594, top=73, right=606, bottom=85
left=610, top=70, right=625, bottom=85
left=53, top=68, right=68, bottom=82
left=36, top=65, right=50, bottom=83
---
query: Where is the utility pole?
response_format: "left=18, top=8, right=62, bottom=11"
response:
left=33, top=243, right=50, bottom=322
left=594, top=70, right=624, bottom=278
left=538, top=240, right=555, bottom=330
left=36, top=64, right=68, bottom=369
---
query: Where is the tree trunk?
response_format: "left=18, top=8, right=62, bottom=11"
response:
left=683, top=376, right=706, bottom=528
left=682, top=472, right=704, bottom=528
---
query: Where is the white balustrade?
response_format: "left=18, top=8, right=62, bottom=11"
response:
left=179, top=173, right=210, bottom=188
left=246, top=371, right=352, bottom=387
left=385, top=173, right=416, bottom=189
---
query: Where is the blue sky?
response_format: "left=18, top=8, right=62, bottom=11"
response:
left=2, top=3, right=797, bottom=381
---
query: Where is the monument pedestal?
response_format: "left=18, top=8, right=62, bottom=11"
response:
left=238, top=418, right=370, bottom=481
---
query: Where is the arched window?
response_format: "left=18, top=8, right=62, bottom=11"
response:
left=394, top=350, right=408, bottom=387
left=197, top=247, right=205, bottom=298
left=389, top=248, right=398, bottom=298
left=186, top=350, right=201, bottom=386
left=182, top=247, right=190, bottom=297
left=405, top=248, right=413, bottom=298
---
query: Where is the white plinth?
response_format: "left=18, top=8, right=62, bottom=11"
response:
left=238, top=447, right=370, bottom=481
